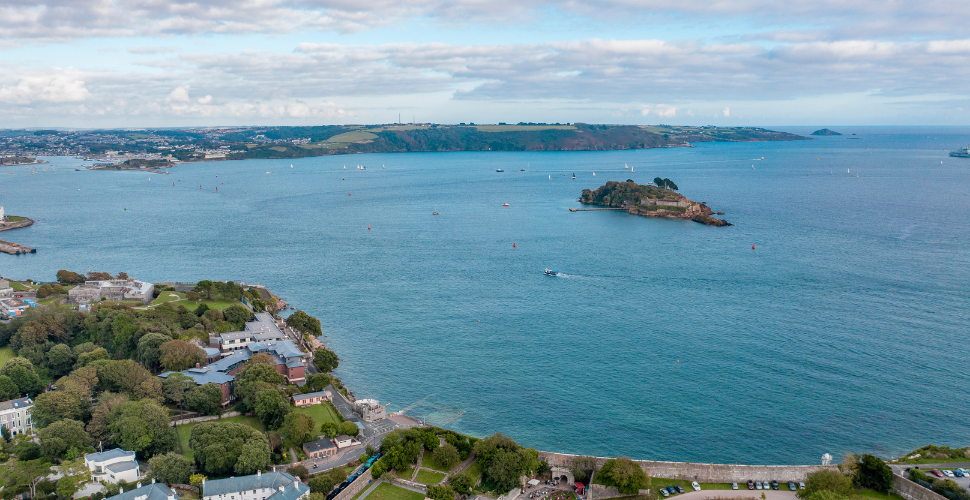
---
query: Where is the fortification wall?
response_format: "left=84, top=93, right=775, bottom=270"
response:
left=894, top=475, right=949, bottom=500
left=332, top=469, right=374, bottom=500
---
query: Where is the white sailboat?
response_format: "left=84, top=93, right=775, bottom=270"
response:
left=593, top=171, right=596, bottom=176
left=290, top=164, right=293, bottom=168
left=624, top=163, right=629, bottom=169
left=382, top=164, right=385, bottom=169
left=548, top=175, right=552, bottom=179
left=343, top=165, right=346, bottom=169
left=631, top=167, right=634, bottom=172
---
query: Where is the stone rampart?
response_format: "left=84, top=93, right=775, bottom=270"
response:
left=894, top=474, right=949, bottom=500
left=391, top=478, right=428, bottom=493
left=332, top=468, right=374, bottom=500
left=538, top=451, right=836, bottom=483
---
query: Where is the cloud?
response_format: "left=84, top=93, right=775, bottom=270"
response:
left=127, top=46, right=178, bottom=54
left=0, top=68, right=90, bottom=104
left=722, top=107, right=730, bottom=117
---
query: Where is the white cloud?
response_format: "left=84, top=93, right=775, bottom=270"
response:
left=198, top=95, right=213, bottom=104
left=723, top=107, right=730, bottom=117
left=0, top=68, right=90, bottom=104
left=654, top=104, right=677, bottom=117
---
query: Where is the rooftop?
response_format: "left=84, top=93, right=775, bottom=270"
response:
left=85, top=448, right=136, bottom=463
left=0, top=397, right=32, bottom=412
left=203, top=471, right=298, bottom=497
left=106, top=461, right=140, bottom=473
left=293, top=391, right=330, bottom=401
left=107, top=483, right=178, bottom=500
left=303, top=438, right=336, bottom=453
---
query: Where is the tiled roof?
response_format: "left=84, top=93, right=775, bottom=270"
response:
left=0, top=397, right=31, bottom=411
left=292, top=391, right=330, bottom=401
left=203, top=472, right=298, bottom=497
left=107, top=483, right=177, bottom=500
left=85, top=448, right=135, bottom=463
left=303, top=438, right=336, bottom=453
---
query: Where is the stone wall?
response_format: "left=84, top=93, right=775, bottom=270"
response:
left=332, top=468, right=374, bottom=500
left=894, top=474, right=949, bottom=500
left=172, top=411, right=241, bottom=425
left=391, top=478, right=428, bottom=493
left=589, top=484, right=652, bottom=500
left=538, top=452, right=837, bottom=483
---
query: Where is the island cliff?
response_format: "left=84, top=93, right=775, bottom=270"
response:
left=580, top=180, right=731, bottom=226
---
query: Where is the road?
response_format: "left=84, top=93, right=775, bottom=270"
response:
left=890, top=463, right=970, bottom=493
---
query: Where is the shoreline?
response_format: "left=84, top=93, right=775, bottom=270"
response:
left=0, top=218, right=36, bottom=254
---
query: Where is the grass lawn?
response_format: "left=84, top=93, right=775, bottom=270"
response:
left=634, top=478, right=736, bottom=492
left=176, top=415, right=264, bottom=460
left=414, top=469, right=446, bottom=485
left=362, top=482, right=426, bottom=500
left=38, top=296, right=66, bottom=306
left=0, top=348, right=15, bottom=366
left=325, top=131, right=379, bottom=143
left=171, top=299, right=239, bottom=312
left=150, top=291, right=186, bottom=307
left=293, top=401, right=343, bottom=426
left=850, top=490, right=907, bottom=500
left=394, top=466, right=414, bottom=480
left=420, top=453, right=454, bottom=473
left=465, top=460, right=481, bottom=481
left=10, top=283, right=28, bottom=291
left=5, top=216, right=26, bottom=222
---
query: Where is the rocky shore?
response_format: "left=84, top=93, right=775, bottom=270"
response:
left=580, top=180, right=732, bottom=226
left=0, top=217, right=36, bottom=254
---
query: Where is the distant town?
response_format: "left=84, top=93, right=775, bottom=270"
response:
left=0, top=273, right=960, bottom=500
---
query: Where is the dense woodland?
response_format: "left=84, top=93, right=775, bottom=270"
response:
left=580, top=180, right=681, bottom=207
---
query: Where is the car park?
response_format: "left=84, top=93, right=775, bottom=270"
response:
left=747, top=481, right=755, bottom=490
left=799, top=482, right=806, bottom=489
left=732, top=483, right=739, bottom=490
left=691, top=482, right=701, bottom=491
left=659, top=488, right=669, bottom=497
left=674, top=485, right=685, bottom=493
left=788, top=482, right=797, bottom=491
left=756, top=482, right=763, bottom=490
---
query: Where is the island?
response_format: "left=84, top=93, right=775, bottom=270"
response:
left=811, top=128, right=842, bottom=136
left=579, top=179, right=731, bottom=226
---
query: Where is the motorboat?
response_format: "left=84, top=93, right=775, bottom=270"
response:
left=544, top=269, right=559, bottom=276
left=950, top=146, right=970, bottom=158
left=502, top=203, right=509, bottom=207
left=496, top=169, right=504, bottom=172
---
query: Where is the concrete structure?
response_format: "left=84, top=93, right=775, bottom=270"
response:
left=208, top=313, right=287, bottom=354
left=333, top=435, right=356, bottom=449
left=640, top=198, right=689, bottom=208
left=292, top=391, right=331, bottom=407
left=0, top=206, right=4, bottom=221
left=353, top=399, right=386, bottom=422
left=0, top=397, right=32, bottom=435
left=105, top=481, right=178, bottom=500
left=550, top=466, right=574, bottom=486
left=68, top=279, right=155, bottom=305
left=303, top=438, right=338, bottom=459
left=85, top=448, right=140, bottom=484
left=0, top=297, right=33, bottom=318
left=201, top=470, right=309, bottom=500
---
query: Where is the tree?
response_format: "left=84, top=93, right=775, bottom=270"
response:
left=223, top=304, right=254, bottom=326
left=56, top=270, right=86, bottom=284
left=55, top=459, right=92, bottom=499
left=2, top=458, right=54, bottom=499
left=340, top=421, right=359, bottom=437
left=798, top=469, right=854, bottom=499
left=106, top=399, right=178, bottom=458
left=234, top=360, right=286, bottom=414
left=287, top=311, right=322, bottom=339
left=281, top=413, right=316, bottom=445
left=138, top=333, right=173, bottom=371
left=148, top=452, right=194, bottom=485
left=0, top=358, right=42, bottom=397
left=163, top=373, right=195, bottom=419
left=287, top=465, right=309, bottom=482
left=570, top=456, right=597, bottom=483
left=190, top=421, right=270, bottom=476
left=45, top=344, right=76, bottom=377
left=448, top=470, right=475, bottom=494
left=599, top=457, right=649, bottom=495
left=427, top=485, right=456, bottom=500
left=839, top=452, right=859, bottom=477
left=195, top=303, right=210, bottom=317
left=185, top=383, right=223, bottom=416
left=472, top=434, right=539, bottom=494
left=433, top=443, right=460, bottom=470
left=186, top=291, right=201, bottom=302
left=93, top=359, right=163, bottom=401
left=159, top=340, right=205, bottom=372
left=313, top=348, right=339, bottom=373
left=255, top=389, right=290, bottom=429
left=76, top=347, right=110, bottom=368
left=654, top=177, right=664, bottom=188
left=32, top=388, right=89, bottom=427
left=855, top=454, right=893, bottom=493
left=305, top=373, right=332, bottom=392
left=194, top=280, right=214, bottom=300
left=39, top=419, right=90, bottom=460
left=320, top=422, right=338, bottom=439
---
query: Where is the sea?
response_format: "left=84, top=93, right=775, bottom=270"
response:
left=2, top=126, right=969, bottom=465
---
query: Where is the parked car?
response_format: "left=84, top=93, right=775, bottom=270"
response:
left=667, top=486, right=676, bottom=495
left=944, top=470, right=955, bottom=478
left=954, top=470, right=965, bottom=478
left=659, top=488, right=669, bottom=497
left=772, top=481, right=780, bottom=490
left=747, top=481, right=755, bottom=490
left=674, top=485, right=685, bottom=493
left=788, top=482, right=797, bottom=491
left=931, top=470, right=944, bottom=477
left=756, top=482, right=763, bottom=490
left=691, top=482, right=701, bottom=491
left=763, top=481, right=770, bottom=490
left=799, top=482, right=806, bottom=490
left=732, top=482, right=739, bottom=490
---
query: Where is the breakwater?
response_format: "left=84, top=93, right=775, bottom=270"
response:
left=0, top=218, right=35, bottom=254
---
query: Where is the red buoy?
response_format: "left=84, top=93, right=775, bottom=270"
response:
left=513, top=242, right=516, bottom=248
left=752, top=245, right=756, bottom=250
left=348, top=193, right=352, bottom=196
left=367, top=226, right=371, bottom=230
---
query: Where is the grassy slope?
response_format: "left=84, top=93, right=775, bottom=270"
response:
left=0, top=348, right=14, bottom=366
left=362, top=483, right=426, bottom=500
left=419, top=453, right=454, bottom=473
left=170, top=299, right=239, bottom=312
left=414, top=469, right=446, bottom=485
left=293, top=401, right=344, bottom=426
left=176, top=415, right=265, bottom=461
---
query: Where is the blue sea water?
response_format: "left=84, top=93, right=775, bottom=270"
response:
left=2, top=126, right=969, bottom=465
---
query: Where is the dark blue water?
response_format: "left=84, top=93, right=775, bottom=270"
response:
left=3, top=127, right=969, bottom=464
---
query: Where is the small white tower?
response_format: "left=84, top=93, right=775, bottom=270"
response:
left=0, top=205, right=5, bottom=222
left=822, top=453, right=832, bottom=466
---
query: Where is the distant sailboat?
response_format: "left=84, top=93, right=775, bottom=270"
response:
left=624, top=163, right=629, bottom=169
left=572, top=173, right=576, bottom=179
left=290, top=164, right=293, bottom=168
left=847, top=168, right=850, bottom=173
left=343, top=165, right=346, bottom=169
left=592, top=172, right=596, bottom=176
left=382, top=164, right=385, bottom=169
left=631, top=167, right=634, bottom=172
left=549, top=175, right=552, bottom=179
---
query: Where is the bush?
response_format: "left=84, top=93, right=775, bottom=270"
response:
left=855, top=454, right=893, bottom=493
left=598, top=457, right=649, bottom=495
left=798, top=469, right=854, bottom=499
left=432, top=443, right=460, bottom=471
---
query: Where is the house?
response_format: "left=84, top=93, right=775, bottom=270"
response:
left=159, top=365, right=235, bottom=406
left=292, top=391, right=331, bottom=407
left=85, top=448, right=140, bottom=484
left=201, top=470, right=309, bottom=500
left=208, top=313, right=287, bottom=354
left=0, top=397, right=32, bottom=435
left=68, top=279, right=155, bottom=305
left=106, top=480, right=178, bottom=500
left=303, top=438, right=338, bottom=459
left=353, top=399, right=386, bottom=422
left=333, top=435, right=356, bottom=449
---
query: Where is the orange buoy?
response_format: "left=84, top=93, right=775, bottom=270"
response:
left=752, top=245, right=756, bottom=250
left=367, top=226, right=371, bottom=230
left=513, top=243, right=516, bottom=248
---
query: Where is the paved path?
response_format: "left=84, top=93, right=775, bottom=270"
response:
left=669, top=490, right=797, bottom=500
left=357, top=479, right=385, bottom=500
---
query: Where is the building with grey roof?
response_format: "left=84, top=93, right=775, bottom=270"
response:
left=202, top=470, right=309, bottom=500
left=0, top=397, right=32, bottom=435
left=68, top=279, right=155, bottom=305
left=208, top=313, right=286, bottom=355
left=106, top=480, right=177, bottom=500
left=302, top=438, right=337, bottom=459
left=85, top=448, right=140, bottom=483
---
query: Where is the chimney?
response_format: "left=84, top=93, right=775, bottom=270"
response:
left=257, top=470, right=261, bottom=477
left=196, top=363, right=201, bottom=368
left=167, top=494, right=175, bottom=500
left=202, top=478, right=206, bottom=486
left=120, top=488, right=124, bottom=494
left=278, top=485, right=285, bottom=493
left=137, top=482, right=142, bottom=489
left=152, top=479, right=156, bottom=484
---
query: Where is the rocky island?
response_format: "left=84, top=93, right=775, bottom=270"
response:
left=579, top=179, right=731, bottom=226
left=811, top=128, right=842, bottom=136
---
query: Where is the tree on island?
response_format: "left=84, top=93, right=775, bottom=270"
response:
left=653, top=177, right=678, bottom=190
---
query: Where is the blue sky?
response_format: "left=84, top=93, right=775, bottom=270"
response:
left=1, top=0, right=968, bottom=127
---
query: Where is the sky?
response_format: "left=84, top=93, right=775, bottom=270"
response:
left=1, top=0, right=969, bottom=127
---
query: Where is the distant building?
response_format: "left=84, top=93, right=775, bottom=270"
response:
left=0, top=205, right=5, bottom=221
left=303, top=438, right=338, bottom=459
left=0, top=297, right=33, bottom=318
left=201, top=470, right=309, bottom=500
left=208, top=313, right=287, bottom=354
left=0, top=397, right=32, bottom=435
left=68, top=279, right=155, bottom=305
left=85, top=448, right=140, bottom=484
left=160, top=365, right=235, bottom=406
left=353, top=399, right=386, bottom=422
left=333, top=435, right=356, bottom=449
left=292, top=391, right=331, bottom=407
left=105, top=480, right=177, bottom=500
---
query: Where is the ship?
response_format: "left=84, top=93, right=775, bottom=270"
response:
left=544, top=269, right=559, bottom=276
left=949, top=146, right=970, bottom=158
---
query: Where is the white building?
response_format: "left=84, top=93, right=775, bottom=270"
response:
left=0, top=397, right=33, bottom=435
left=105, top=480, right=178, bottom=500
left=202, top=471, right=309, bottom=500
left=68, top=279, right=155, bottom=305
left=85, top=448, right=140, bottom=484
left=0, top=205, right=5, bottom=221
left=353, top=399, right=386, bottom=422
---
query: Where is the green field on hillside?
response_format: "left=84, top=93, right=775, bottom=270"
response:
left=362, top=482, right=425, bottom=500
left=293, top=401, right=343, bottom=426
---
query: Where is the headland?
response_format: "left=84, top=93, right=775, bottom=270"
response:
left=578, top=179, right=731, bottom=226
left=0, top=216, right=36, bottom=254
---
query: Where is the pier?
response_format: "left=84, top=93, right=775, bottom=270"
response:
left=0, top=240, right=35, bottom=255
left=569, top=207, right=627, bottom=212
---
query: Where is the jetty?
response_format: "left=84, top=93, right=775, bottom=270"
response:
left=0, top=240, right=35, bottom=255
left=569, top=207, right=627, bottom=212
left=0, top=217, right=35, bottom=254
